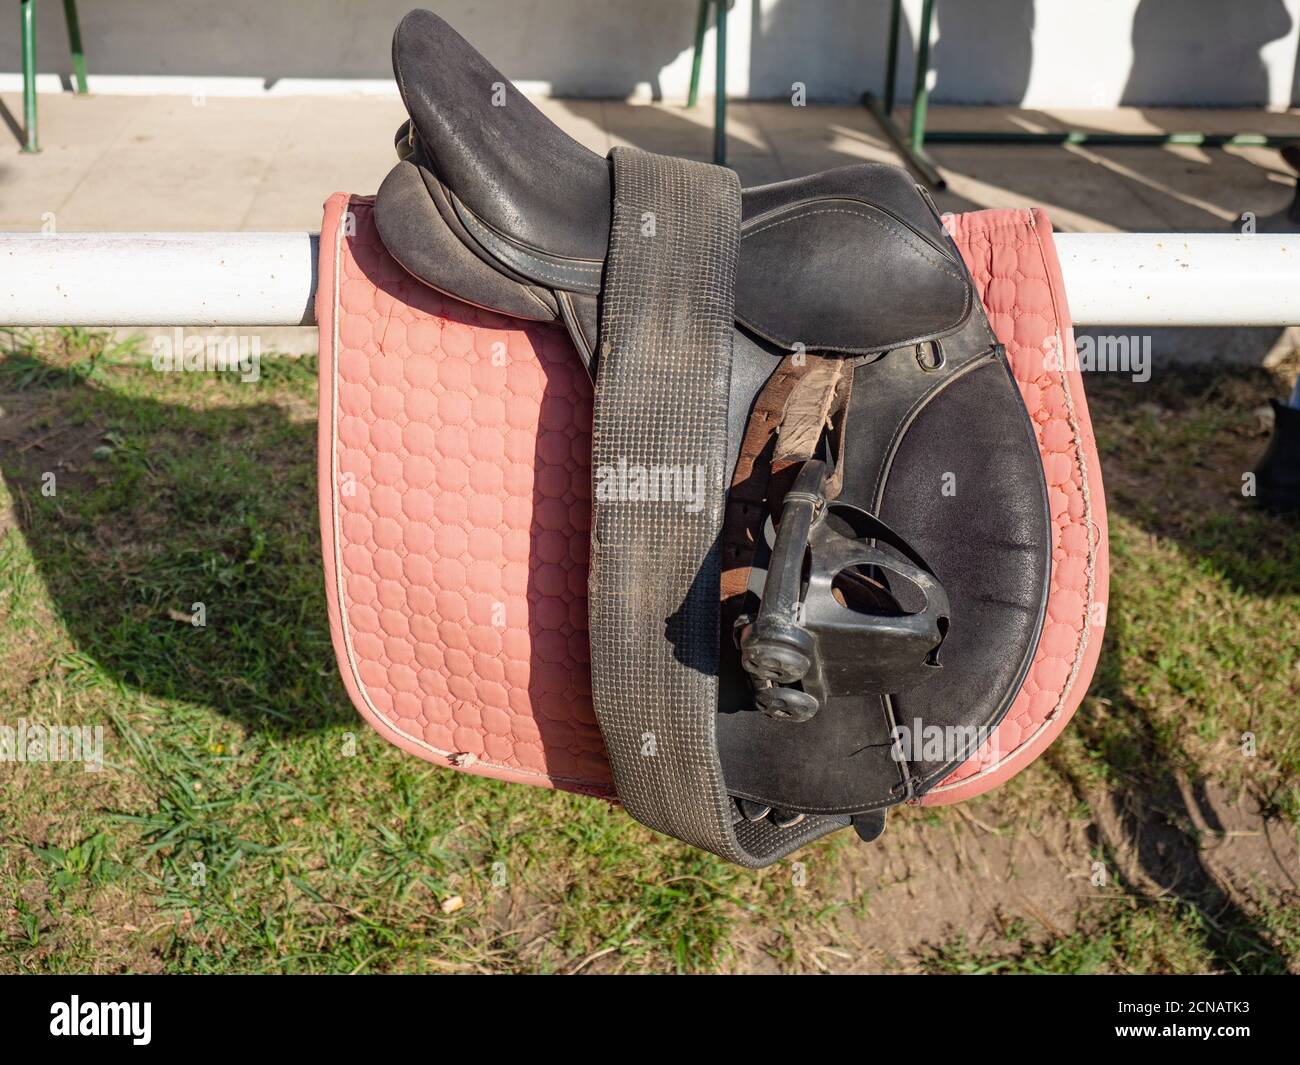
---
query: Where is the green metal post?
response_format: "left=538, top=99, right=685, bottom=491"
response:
left=883, top=0, right=902, bottom=116
left=861, top=0, right=1295, bottom=190
left=919, top=129, right=1300, bottom=148
left=687, top=0, right=709, bottom=109
left=21, top=0, right=39, bottom=153
left=64, top=0, right=88, bottom=94
left=714, top=0, right=727, bottom=166
left=910, top=0, right=935, bottom=152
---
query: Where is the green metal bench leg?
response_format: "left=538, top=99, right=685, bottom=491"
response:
left=883, top=0, right=901, bottom=115
left=714, top=0, right=727, bottom=166
left=688, top=1, right=728, bottom=166
left=910, top=0, right=934, bottom=153
left=64, top=0, right=88, bottom=95
left=687, top=0, right=708, bottom=109
left=863, top=0, right=1299, bottom=186
left=21, top=0, right=39, bottom=152
left=861, top=0, right=944, bottom=189
left=19, top=0, right=89, bottom=154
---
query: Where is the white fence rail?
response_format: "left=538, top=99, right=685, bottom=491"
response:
left=2, top=232, right=1300, bottom=328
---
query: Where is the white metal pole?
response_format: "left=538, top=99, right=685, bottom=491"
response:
left=2, top=231, right=1299, bottom=328
left=0, top=232, right=318, bottom=327
left=1053, top=233, right=1300, bottom=327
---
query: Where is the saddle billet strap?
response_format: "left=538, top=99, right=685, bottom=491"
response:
left=589, top=146, right=847, bottom=867
left=720, top=353, right=851, bottom=612
left=721, top=356, right=805, bottom=608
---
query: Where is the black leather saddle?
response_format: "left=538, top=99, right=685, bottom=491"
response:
left=375, top=10, right=1051, bottom=867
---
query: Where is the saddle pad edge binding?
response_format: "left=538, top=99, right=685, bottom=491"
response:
left=922, top=207, right=1110, bottom=806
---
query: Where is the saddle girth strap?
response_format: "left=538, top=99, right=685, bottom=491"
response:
left=589, top=146, right=846, bottom=867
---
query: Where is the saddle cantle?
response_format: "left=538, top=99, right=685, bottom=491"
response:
left=319, top=10, right=1107, bottom=867
left=376, top=12, right=970, bottom=370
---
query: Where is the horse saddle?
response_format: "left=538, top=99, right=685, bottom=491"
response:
left=321, top=10, right=1102, bottom=868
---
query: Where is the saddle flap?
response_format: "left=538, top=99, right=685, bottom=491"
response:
left=376, top=158, right=562, bottom=325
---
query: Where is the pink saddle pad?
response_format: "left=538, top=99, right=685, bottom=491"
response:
left=317, top=194, right=1109, bottom=809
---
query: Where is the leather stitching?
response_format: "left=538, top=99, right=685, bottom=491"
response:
left=869, top=351, right=995, bottom=508
left=742, top=204, right=965, bottom=282
left=739, top=204, right=971, bottom=349
left=455, top=195, right=604, bottom=287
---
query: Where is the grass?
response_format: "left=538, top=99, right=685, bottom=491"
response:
left=0, top=327, right=1297, bottom=973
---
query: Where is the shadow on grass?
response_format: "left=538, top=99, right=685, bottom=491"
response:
left=0, top=344, right=351, bottom=736
left=1087, top=368, right=1300, bottom=600
left=1047, top=364, right=1300, bottom=974
left=2, top=328, right=1297, bottom=972
left=1059, top=614, right=1290, bottom=974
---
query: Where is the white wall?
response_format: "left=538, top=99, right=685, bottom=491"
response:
left=3, top=0, right=1299, bottom=107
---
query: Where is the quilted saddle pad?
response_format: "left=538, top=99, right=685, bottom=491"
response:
left=317, top=194, right=1109, bottom=810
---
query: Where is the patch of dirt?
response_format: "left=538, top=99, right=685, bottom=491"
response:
left=722, top=778, right=1299, bottom=974
left=769, top=799, right=1093, bottom=973
left=0, top=388, right=109, bottom=502
left=1091, top=363, right=1299, bottom=544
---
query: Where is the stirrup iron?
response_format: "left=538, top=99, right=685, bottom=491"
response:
left=739, top=460, right=951, bottom=721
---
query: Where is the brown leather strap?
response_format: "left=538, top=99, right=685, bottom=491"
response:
left=721, top=354, right=853, bottom=630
